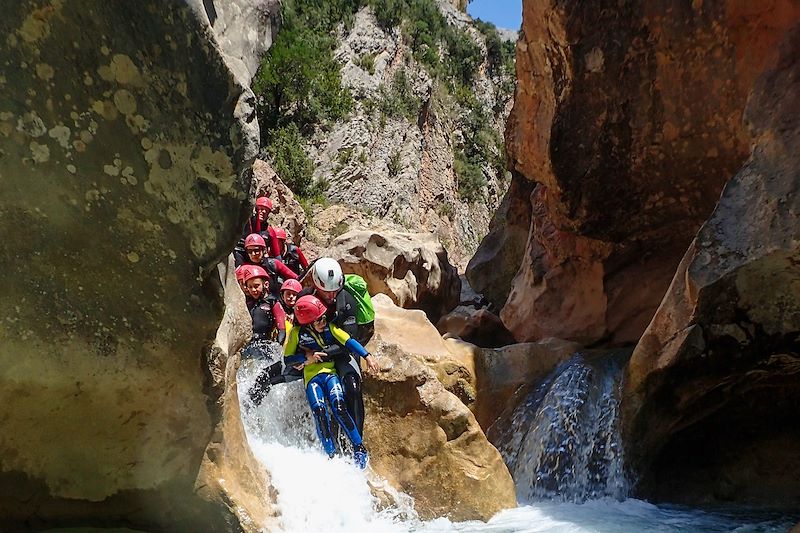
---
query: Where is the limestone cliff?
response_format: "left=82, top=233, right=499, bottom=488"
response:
left=622, top=26, right=800, bottom=506
left=0, top=0, right=279, bottom=529
left=469, top=0, right=800, bottom=344
left=300, top=4, right=515, bottom=269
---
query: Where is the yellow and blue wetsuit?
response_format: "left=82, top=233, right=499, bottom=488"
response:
left=284, top=323, right=369, bottom=458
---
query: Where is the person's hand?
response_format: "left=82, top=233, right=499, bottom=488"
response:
left=292, top=363, right=305, bottom=370
left=364, top=354, right=379, bottom=374
left=306, top=352, right=324, bottom=364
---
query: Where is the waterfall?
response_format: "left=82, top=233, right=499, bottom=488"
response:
left=236, top=348, right=417, bottom=533
left=491, top=352, right=630, bottom=504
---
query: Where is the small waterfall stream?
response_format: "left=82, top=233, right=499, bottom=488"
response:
left=236, top=346, right=798, bottom=533
left=491, top=352, right=629, bottom=503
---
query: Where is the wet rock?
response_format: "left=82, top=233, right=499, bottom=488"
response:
left=0, top=0, right=278, bottom=529
left=327, top=230, right=461, bottom=321
left=622, top=26, right=800, bottom=507
left=365, top=295, right=516, bottom=520
left=475, top=339, right=581, bottom=431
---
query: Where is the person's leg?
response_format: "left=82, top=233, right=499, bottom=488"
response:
left=334, top=355, right=365, bottom=435
left=306, top=377, right=335, bottom=457
left=323, top=374, right=362, bottom=447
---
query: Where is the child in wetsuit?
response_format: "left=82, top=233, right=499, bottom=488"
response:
left=284, top=295, right=378, bottom=468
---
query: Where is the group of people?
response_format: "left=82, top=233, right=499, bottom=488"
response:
left=233, top=196, right=377, bottom=469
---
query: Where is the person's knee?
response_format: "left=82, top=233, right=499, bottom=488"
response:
left=342, top=373, right=361, bottom=396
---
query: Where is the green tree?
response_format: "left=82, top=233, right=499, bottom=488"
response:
left=265, top=124, right=315, bottom=196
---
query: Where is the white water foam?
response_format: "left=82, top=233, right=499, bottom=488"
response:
left=237, top=350, right=798, bottom=533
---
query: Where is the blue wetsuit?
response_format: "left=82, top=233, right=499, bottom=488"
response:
left=284, top=323, right=369, bottom=458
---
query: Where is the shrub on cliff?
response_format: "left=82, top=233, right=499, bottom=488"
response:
left=265, top=124, right=315, bottom=197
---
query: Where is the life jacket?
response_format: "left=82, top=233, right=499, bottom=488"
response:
left=342, top=274, right=375, bottom=325
left=250, top=294, right=279, bottom=339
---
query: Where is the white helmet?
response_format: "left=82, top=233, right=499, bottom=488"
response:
left=312, top=257, right=344, bottom=292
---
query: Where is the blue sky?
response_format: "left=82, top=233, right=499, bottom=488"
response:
left=467, top=0, right=522, bottom=30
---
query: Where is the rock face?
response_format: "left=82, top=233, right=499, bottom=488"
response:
left=328, top=230, right=461, bottom=321
left=365, top=294, right=516, bottom=520
left=307, top=6, right=514, bottom=269
left=437, top=305, right=515, bottom=348
left=470, top=0, right=800, bottom=344
left=622, top=26, right=800, bottom=506
left=0, top=0, right=278, bottom=529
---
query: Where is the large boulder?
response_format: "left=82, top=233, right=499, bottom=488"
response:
left=470, top=0, right=800, bottom=344
left=622, top=26, right=800, bottom=506
left=364, top=294, right=516, bottom=520
left=0, top=0, right=278, bottom=529
left=328, top=230, right=461, bottom=321
left=437, top=305, right=515, bottom=348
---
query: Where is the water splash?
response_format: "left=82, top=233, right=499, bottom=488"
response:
left=491, top=352, right=630, bottom=504
left=236, top=351, right=418, bottom=533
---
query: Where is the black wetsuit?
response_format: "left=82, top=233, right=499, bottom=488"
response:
left=282, top=243, right=308, bottom=278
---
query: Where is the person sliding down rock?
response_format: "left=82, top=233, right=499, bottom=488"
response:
left=234, top=196, right=281, bottom=265
left=242, top=266, right=286, bottom=404
left=242, top=266, right=289, bottom=405
left=284, top=295, right=378, bottom=468
left=298, top=258, right=376, bottom=436
left=273, top=227, right=309, bottom=277
left=240, top=233, right=298, bottom=295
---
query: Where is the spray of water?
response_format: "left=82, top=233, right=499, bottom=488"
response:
left=236, top=350, right=418, bottom=533
left=492, top=352, right=629, bottom=504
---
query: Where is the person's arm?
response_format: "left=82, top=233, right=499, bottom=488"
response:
left=273, top=259, right=298, bottom=280
left=333, top=291, right=359, bottom=339
left=272, top=301, right=287, bottom=344
left=268, top=226, right=281, bottom=259
left=296, top=247, right=309, bottom=269
left=330, top=323, right=379, bottom=373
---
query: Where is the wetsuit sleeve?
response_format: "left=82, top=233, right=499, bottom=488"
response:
left=267, top=226, right=281, bottom=258
left=283, top=327, right=305, bottom=365
left=296, top=247, right=309, bottom=269
left=272, top=302, right=286, bottom=331
left=329, top=324, right=369, bottom=359
left=274, top=259, right=299, bottom=280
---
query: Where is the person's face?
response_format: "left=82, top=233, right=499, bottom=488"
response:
left=316, top=288, right=338, bottom=304
left=312, top=315, right=327, bottom=333
left=245, top=278, right=265, bottom=299
left=246, top=246, right=265, bottom=262
left=281, top=290, right=297, bottom=307
left=255, top=206, right=270, bottom=222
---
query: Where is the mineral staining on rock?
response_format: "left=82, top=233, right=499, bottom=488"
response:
left=0, top=0, right=276, bottom=529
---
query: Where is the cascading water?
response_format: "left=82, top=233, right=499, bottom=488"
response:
left=236, top=346, right=799, bottom=532
left=491, top=352, right=629, bottom=504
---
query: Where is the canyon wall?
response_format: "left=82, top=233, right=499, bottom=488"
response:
left=0, top=0, right=279, bottom=529
left=469, top=0, right=800, bottom=345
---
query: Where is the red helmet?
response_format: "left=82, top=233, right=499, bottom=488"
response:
left=244, top=233, right=266, bottom=249
left=274, top=227, right=287, bottom=241
left=243, top=265, right=269, bottom=283
left=294, top=295, right=328, bottom=325
left=235, top=265, right=247, bottom=282
left=255, top=197, right=273, bottom=210
left=280, top=279, right=302, bottom=294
